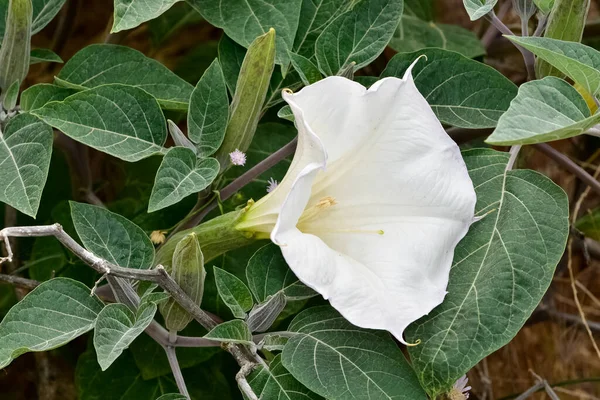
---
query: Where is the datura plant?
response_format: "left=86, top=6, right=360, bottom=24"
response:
left=5, top=0, right=599, bottom=399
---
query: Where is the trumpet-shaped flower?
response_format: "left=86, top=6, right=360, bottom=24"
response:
left=236, top=61, right=477, bottom=343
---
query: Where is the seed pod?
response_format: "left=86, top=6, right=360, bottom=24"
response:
left=159, top=233, right=206, bottom=332
left=536, top=0, right=590, bottom=78
left=0, top=0, right=32, bottom=106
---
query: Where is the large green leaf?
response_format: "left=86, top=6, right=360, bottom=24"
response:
left=406, top=149, right=569, bottom=397
left=509, top=36, right=600, bottom=95
left=486, top=77, right=600, bottom=145
left=55, top=44, right=193, bottom=110
left=32, top=84, right=167, bottom=162
left=315, top=0, right=403, bottom=76
left=0, top=113, right=53, bottom=217
left=187, top=0, right=302, bottom=66
left=0, top=0, right=66, bottom=39
left=148, top=147, right=219, bottom=212
left=70, top=202, right=155, bottom=269
left=148, top=2, right=202, bottom=46
left=0, top=278, right=104, bottom=369
left=381, top=48, right=517, bottom=128
left=20, top=83, right=76, bottom=111
left=390, top=15, right=485, bottom=59
left=112, top=0, right=181, bottom=33
left=282, top=306, right=427, bottom=400
left=293, top=0, right=351, bottom=57
left=76, top=348, right=178, bottom=400
left=246, top=243, right=316, bottom=302
left=188, top=59, right=229, bottom=157
left=218, top=34, right=247, bottom=95
left=463, top=0, right=497, bottom=20
left=94, top=292, right=168, bottom=371
left=213, top=266, right=254, bottom=319
left=248, top=354, right=323, bottom=400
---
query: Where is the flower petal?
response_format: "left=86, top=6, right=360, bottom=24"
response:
left=272, top=68, right=476, bottom=342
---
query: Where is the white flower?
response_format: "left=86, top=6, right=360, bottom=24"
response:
left=266, top=178, right=278, bottom=193
left=229, top=149, right=246, bottom=166
left=236, top=60, right=476, bottom=343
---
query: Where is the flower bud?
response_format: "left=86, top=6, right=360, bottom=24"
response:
left=214, top=29, right=275, bottom=171
left=0, top=0, right=32, bottom=107
left=246, top=291, right=286, bottom=332
left=159, top=232, right=206, bottom=332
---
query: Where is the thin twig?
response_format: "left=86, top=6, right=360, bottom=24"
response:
left=514, top=381, right=545, bottom=400
left=486, top=10, right=536, bottom=80
left=482, top=1, right=512, bottom=48
left=547, top=309, right=600, bottom=332
left=533, top=143, right=600, bottom=197
left=533, top=14, right=548, bottom=37
left=0, top=273, right=39, bottom=290
left=506, top=145, right=522, bottom=171
left=567, top=163, right=600, bottom=360
left=236, top=363, right=259, bottom=400
left=0, top=224, right=260, bottom=399
left=165, top=345, right=190, bottom=399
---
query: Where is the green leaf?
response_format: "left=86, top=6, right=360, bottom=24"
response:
left=248, top=354, right=323, bottom=400
left=246, top=243, right=316, bottom=302
left=70, top=201, right=155, bottom=269
left=148, top=148, right=219, bottom=212
left=390, top=15, right=485, bottom=59
left=406, top=148, right=569, bottom=397
left=486, top=77, right=600, bottom=145
left=289, top=52, right=322, bottom=85
left=204, top=319, right=252, bottom=344
left=76, top=348, right=178, bottom=400
left=277, top=105, right=294, bottom=122
left=0, top=278, right=103, bottom=369
left=28, top=236, right=67, bottom=281
left=293, top=0, right=351, bottom=57
left=55, top=44, right=194, bottom=110
left=213, top=266, right=253, bottom=319
left=381, top=48, right=517, bottom=129
left=0, top=113, right=53, bottom=217
left=509, top=36, right=600, bottom=96
left=214, top=29, right=276, bottom=169
left=282, top=306, right=428, bottom=400
left=404, top=0, right=434, bottom=20
left=576, top=208, right=600, bottom=240
left=94, top=292, right=168, bottom=371
left=463, top=0, right=497, bottom=20
left=188, top=59, right=229, bottom=157
left=0, top=0, right=66, bottom=40
left=112, top=0, right=181, bottom=33
left=315, top=0, right=403, bottom=76
left=20, top=83, right=76, bottom=111
left=30, top=48, right=63, bottom=64
left=148, top=2, right=202, bottom=46
left=32, top=84, right=167, bottom=162
left=187, top=0, right=302, bottom=66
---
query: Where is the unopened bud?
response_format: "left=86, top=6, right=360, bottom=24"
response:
left=159, top=233, right=206, bottom=332
left=0, top=0, right=32, bottom=108
left=246, top=291, right=286, bottom=332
